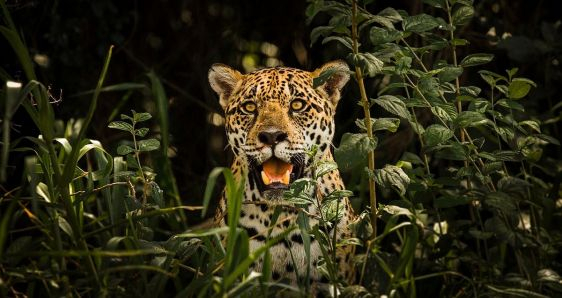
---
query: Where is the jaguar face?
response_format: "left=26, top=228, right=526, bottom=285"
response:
left=208, top=61, right=349, bottom=195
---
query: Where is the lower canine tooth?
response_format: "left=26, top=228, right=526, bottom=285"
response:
left=261, top=171, right=271, bottom=185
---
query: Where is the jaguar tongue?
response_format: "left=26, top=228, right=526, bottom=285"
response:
left=260, top=158, right=293, bottom=186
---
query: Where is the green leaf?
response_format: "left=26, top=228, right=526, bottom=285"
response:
left=58, top=216, right=74, bottom=238
left=137, top=139, right=161, bottom=152
left=372, top=117, right=401, bottom=132
left=454, top=111, right=490, bottom=128
left=117, top=144, right=135, bottom=155
left=377, top=7, right=403, bottom=23
left=423, top=124, right=454, bottom=147
left=335, top=133, right=376, bottom=171
left=108, top=121, right=133, bottom=132
left=121, top=114, right=134, bottom=121
left=314, top=160, right=338, bottom=178
left=310, top=26, right=333, bottom=46
left=431, top=106, right=452, bottom=121
left=496, top=126, right=515, bottom=143
left=322, top=36, right=354, bottom=51
left=460, top=53, right=494, bottom=67
left=325, top=189, right=354, bottom=200
left=438, top=66, right=463, bottom=82
left=403, top=14, right=440, bottom=33
left=496, top=99, right=525, bottom=111
left=349, top=52, right=384, bottom=76
left=418, top=76, right=440, bottom=99
left=374, top=165, right=410, bottom=196
left=135, top=127, right=149, bottom=137
left=508, top=79, right=532, bottom=99
left=451, top=38, right=469, bottom=46
left=488, top=150, right=522, bottom=162
left=460, top=86, right=481, bottom=96
left=36, top=182, right=51, bottom=202
left=370, top=27, right=402, bottom=45
left=452, top=5, right=474, bottom=26
left=372, top=95, right=410, bottom=119
left=519, top=120, right=541, bottom=133
left=134, top=112, right=152, bottom=122
left=434, top=143, right=467, bottom=160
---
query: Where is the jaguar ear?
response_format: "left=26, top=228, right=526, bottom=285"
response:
left=208, top=63, right=243, bottom=110
left=311, top=60, right=350, bottom=106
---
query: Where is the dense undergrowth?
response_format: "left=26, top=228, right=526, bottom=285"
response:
left=1, top=0, right=561, bottom=297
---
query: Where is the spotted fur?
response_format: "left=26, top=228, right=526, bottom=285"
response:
left=208, top=61, right=355, bottom=288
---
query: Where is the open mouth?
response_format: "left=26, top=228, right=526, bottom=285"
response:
left=251, top=156, right=304, bottom=192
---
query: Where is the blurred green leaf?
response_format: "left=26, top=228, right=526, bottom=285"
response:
left=117, top=144, right=135, bottom=155
left=508, top=79, right=532, bottom=99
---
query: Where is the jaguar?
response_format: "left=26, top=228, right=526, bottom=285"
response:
left=208, top=61, right=356, bottom=289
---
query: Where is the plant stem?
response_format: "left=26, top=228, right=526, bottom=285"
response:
left=352, top=0, right=377, bottom=240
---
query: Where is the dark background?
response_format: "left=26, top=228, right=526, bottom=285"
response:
left=3, top=0, right=561, bottom=223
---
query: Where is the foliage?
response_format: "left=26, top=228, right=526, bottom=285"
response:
left=307, top=0, right=562, bottom=296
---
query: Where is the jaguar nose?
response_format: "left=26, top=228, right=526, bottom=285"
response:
left=258, top=130, right=288, bottom=146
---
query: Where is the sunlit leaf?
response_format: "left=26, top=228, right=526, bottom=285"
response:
left=374, top=165, right=410, bottom=195
left=460, top=53, right=494, bottom=67
left=508, top=79, right=532, bottom=99
left=452, top=5, right=474, bottom=26
left=403, top=14, right=440, bottom=33
left=137, top=139, right=160, bottom=152
left=108, top=121, right=133, bottom=132
left=133, top=112, right=152, bottom=122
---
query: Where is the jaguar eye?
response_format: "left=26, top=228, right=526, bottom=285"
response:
left=290, top=99, right=306, bottom=112
left=241, top=101, right=257, bottom=114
